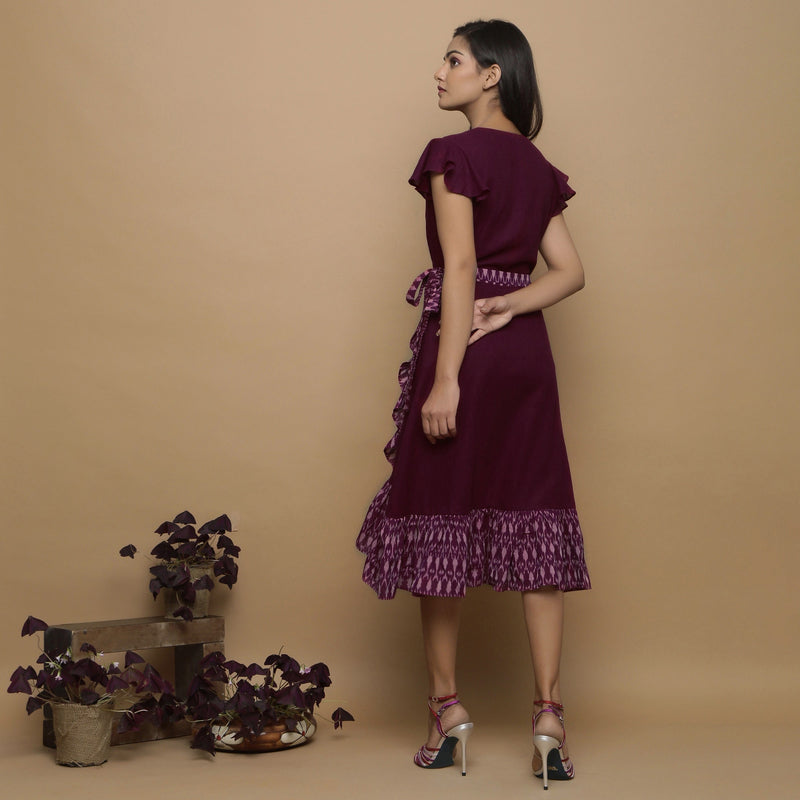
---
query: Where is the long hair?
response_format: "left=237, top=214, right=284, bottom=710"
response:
left=453, top=19, right=543, bottom=140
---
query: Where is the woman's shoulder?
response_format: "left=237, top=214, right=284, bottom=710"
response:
left=426, top=128, right=550, bottom=163
left=415, top=130, right=472, bottom=158
left=410, top=131, right=487, bottom=199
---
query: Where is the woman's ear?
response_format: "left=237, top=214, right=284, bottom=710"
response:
left=483, top=64, right=501, bottom=90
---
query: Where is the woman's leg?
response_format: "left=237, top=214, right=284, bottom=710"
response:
left=419, top=595, right=470, bottom=748
left=522, top=588, right=569, bottom=754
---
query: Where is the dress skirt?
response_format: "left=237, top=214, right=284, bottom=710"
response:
left=357, top=268, right=590, bottom=599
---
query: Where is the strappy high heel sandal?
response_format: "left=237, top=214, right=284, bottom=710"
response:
left=532, top=699, right=575, bottom=789
left=413, top=692, right=474, bottom=776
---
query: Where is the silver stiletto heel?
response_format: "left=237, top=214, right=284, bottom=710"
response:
left=532, top=699, right=574, bottom=790
left=413, top=692, right=474, bottom=775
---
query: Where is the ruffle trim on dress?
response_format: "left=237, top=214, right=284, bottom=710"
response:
left=382, top=270, right=440, bottom=464
left=550, top=165, right=576, bottom=217
left=356, top=485, right=591, bottom=599
left=409, top=137, right=489, bottom=200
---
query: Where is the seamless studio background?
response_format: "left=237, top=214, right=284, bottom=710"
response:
left=1, top=1, right=798, bottom=797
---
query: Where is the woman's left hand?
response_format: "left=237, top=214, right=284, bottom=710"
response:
left=468, top=295, right=513, bottom=344
left=421, top=378, right=460, bottom=444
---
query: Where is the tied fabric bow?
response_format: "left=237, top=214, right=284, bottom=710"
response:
left=405, top=268, right=444, bottom=313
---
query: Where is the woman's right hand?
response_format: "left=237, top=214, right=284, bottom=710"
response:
left=468, top=295, right=514, bottom=344
left=421, top=377, right=460, bottom=444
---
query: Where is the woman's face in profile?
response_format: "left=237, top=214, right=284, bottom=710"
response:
left=433, top=37, right=486, bottom=112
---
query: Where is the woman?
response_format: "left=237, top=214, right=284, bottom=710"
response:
left=356, top=19, right=590, bottom=788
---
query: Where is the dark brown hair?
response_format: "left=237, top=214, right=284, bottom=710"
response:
left=453, top=19, right=543, bottom=139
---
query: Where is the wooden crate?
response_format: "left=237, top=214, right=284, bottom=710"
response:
left=42, top=615, right=224, bottom=746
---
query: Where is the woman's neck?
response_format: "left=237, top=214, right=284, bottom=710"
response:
left=463, top=103, right=518, bottom=134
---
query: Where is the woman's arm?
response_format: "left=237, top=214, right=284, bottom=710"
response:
left=420, top=173, right=477, bottom=443
left=468, top=213, right=584, bottom=344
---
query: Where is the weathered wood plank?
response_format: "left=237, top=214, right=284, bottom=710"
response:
left=45, top=616, right=224, bottom=653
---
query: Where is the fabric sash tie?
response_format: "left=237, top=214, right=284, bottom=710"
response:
left=406, top=266, right=531, bottom=313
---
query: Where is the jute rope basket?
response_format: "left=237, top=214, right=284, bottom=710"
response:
left=51, top=703, right=114, bottom=766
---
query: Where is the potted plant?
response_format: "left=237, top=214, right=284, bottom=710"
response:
left=120, top=510, right=240, bottom=620
left=185, top=650, right=354, bottom=755
left=7, top=616, right=183, bottom=766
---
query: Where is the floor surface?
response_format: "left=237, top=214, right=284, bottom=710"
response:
left=0, top=716, right=797, bottom=799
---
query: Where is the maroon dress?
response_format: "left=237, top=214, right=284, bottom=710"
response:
left=357, top=127, right=590, bottom=599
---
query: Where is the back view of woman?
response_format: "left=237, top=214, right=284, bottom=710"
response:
left=357, top=19, right=590, bottom=789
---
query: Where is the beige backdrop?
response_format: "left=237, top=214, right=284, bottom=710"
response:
left=2, top=0, right=798, bottom=769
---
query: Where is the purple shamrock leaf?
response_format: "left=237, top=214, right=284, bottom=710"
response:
left=176, top=541, right=197, bottom=558
left=172, top=606, right=194, bottom=621
left=303, top=662, right=332, bottom=688
left=21, top=616, right=48, bottom=637
left=275, top=657, right=302, bottom=683
left=170, top=564, right=191, bottom=586
left=331, top=707, right=355, bottom=729
left=119, top=666, right=143, bottom=685
left=304, top=686, right=326, bottom=708
left=198, top=514, right=231, bottom=535
left=79, top=688, right=100, bottom=705
left=208, top=514, right=232, bottom=532
left=105, top=675, right=129, bottom=693
left=197, top=543, right=216, bottom=560
left=190, top=696, right=225, bottom=721
left=26, top=696, right=46, bottom=715
left=124, top=651, right=146, bottom=668
left=198, top=651, right=225, bottom=670
left=155, top=520, right=181, bottom=536
left=157, top=693, right=183, bottom=724
left=74, top=658, right=107, bottom=683
left=151, top=541, right=178, bottom=560
left=237, top=709, right=261, bottom=736
left=138, top=664, right=172, bottom=695
left=172, top=510, right=196, bottom=525
left=119, top=544, right=137, bottom=558
left=38, top=671, right=60, bottom=693
left=275, top=684, right=306, bottom=709
left=178, top=582, right=196, bottom=604
left=79, top=642, right=97, bottom=656
left=168, top=525, right=196, bottom=543
left=193, top=574, right=214, bottom=591
left=223, top=659, right=247, bottom=676
left=116, top=710, right=140, bottom=734
left=149, top=564, right=172, bottom=583
left=214, top=555, right=238, bottom=588
left=7, top=666, right=35, bottom=694
left=244, top=663, right=267, bottom=679
left=190, top=723, right=217, bottom=755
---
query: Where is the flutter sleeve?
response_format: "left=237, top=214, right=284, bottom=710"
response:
left=549, top=164, right=576, bottom=217
left=409, top=137, right=488, bottom=201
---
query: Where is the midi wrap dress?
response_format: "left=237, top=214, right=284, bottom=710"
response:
left=357, top=127, right=590, bottom=599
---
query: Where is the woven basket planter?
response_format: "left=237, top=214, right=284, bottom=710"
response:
left=51, top=703, right=114, bottom=766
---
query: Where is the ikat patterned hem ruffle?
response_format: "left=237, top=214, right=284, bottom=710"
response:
left=356, top=481, right=591, bottom=599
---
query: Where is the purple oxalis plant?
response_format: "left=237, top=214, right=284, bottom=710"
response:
left=7, top=616, right=183, bottom=731
left=120, top=511, right=240, bottom=621
left=185, top=650, right=354, bottom=755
